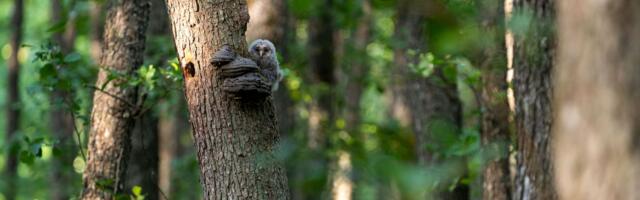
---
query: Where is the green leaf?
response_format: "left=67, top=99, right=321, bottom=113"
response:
left=19, top=151, right=36, bottom=165
left=47, top=20, right=68, bottom=33
left=64, top=53, right=82, bottom=63
left=132, top=186, right=142, bottom=196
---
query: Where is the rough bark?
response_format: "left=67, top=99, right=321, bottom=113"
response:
left=511, top=0, right=556, bottom=200
left=49, top=1, right=78, bottom=199
left=477, top=1, right=512, bottom=200
left=554, top=1, right=640, bottom=199
left=82, top=0, right=150, bottom=199
left=4, top=0, right=23, bottom=199
left=390, top=0, right=466, bottom=198
left=164, top=0, right=289, bottom=199
left=307, top=0, right=336, bottom=150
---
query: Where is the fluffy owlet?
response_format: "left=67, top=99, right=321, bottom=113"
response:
left=249, top=39, right=283, bottom=91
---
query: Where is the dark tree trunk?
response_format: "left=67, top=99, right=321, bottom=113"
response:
left=554, top=1, right=640, bottom=199
left=81, top=0, right=150, bottom=199
left=164, top=0, right=290, bottom=199
left=4, top=0, right=23, bottom=199
left=477, top=1, right=512, bottom=199
left=126, top=114, right=159, bottom=200
left=511, top=0, right=557, bottom=200
left=344, top=0, right=372, bottom=133
left=307, top=0, right=336, bottom=150
left=49, top=1, right=78, bottom=199
left=390, top=0, right=466, bottom=199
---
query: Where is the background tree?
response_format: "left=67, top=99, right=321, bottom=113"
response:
left=164, top=0, right=289, bottom=198
left=4, top=0, right=23, bottom=199
left=554, top=0, right=640, bottom=199
left=390, top=0, right=466, bottom=198
left=477, top=0, right=511, bottom=199
left=81, top=0, right=150, bottom=198
left=49, top=0, right=78, bottom=199
left=511, top=0, right=556, bottom=199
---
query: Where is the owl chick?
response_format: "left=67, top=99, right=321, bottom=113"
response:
left=249, top=39, right=283, bottom=92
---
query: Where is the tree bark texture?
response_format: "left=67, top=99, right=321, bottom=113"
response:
left=511, top=0, right=556, bottom=200
left=477, top=1, right=512, bottom=200
left=4, top=0, right=23, bottom=199
left=82, top=0, right=150, bottom=199
left=165, top=0, right=289, bottom=199
left=554, top=1, right=640, bottom=199
left=391, top=0, right=466, bottom=198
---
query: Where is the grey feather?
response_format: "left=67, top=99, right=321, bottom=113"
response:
left=249, top=39, right=283, bottom=92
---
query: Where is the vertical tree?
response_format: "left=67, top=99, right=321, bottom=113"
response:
left=49, top=1, right=78, bottom=199
left=511, top=0, right=556, bottom=199
left=307, top=0, right=336, bottom=150
left=89, top=0, right=104, bottom=63
left=554, top=1, right=640, bottom=199
left=4, top=0, right=23, bottom=199
left=477, top=0, right=511, bottom=199
left=81, top=0, right=150, bottom=198
left=390, top=0, right=466, bottom=198
left=164, top=0, right=289, bottom=199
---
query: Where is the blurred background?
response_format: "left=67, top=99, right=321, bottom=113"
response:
left=0, top=0, right=545, bottom=199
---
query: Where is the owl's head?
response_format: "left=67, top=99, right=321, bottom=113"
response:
left=249, top=39, right=276, bottom=59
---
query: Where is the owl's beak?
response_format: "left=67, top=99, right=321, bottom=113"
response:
left=259, top=50, right=264, bottom=57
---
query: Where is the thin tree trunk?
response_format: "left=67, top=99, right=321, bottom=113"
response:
left=49, top=1, right=78, bottom=199
left=164, top=1, right=290, bottom=199
left=82, top=0, right=150, bottom=199
left=477, top=1, right=511, bottom=199
left=89, top=0, right=104, bottom=63
left=4, top=0, right=23, bottom=199
left=511, top=0, right=556, bottom=199
left=390, top=0, right=466, bottom=198
left=554, top=1, right=640, bottom=199
left=307, top=0, right=336, bottom=150
left=126, top=114, right=159, bottom=200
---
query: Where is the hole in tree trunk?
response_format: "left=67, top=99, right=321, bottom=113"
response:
left=184, top=62, right=195, bottom=78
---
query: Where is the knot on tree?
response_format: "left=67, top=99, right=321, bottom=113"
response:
left=211, top=45, right=271, bottom=99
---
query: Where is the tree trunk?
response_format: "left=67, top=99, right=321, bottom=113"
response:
left=307, top=0, right=336, bottom=150
left=49, top=1, right=78, bottom=199
left=511, top=0, right=556, bottom=200
left=89, top=0, right=104, bottom=63
left=4, top=0, right=23, bottom=199
left=81, top=0, right=150, bottom=199
left=126, top=114, right=159, bottom=200
left=164, top=1, right=289, bottom=199
left=477, top=1, right=511, bottom=199
left=554, top=1, right=640, bottom=199
left=390, top=0, right=466, bottom=198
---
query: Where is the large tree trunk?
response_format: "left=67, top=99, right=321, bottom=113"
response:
left=477, top=1, right=511, bottom=199
left=511, top=0, right=556, bottom=200
left=126, top=114, right=159, bottom=200
left=4, top=0, right=23, bottom=199
left=164, top=1, right=289, bottom=199
left=390, top=0, right=466, bottom=198
left=554, top=1, right=640, bottom=199
left=81, top=0, right=150, bottom=199
left=49, top=1, right=78, bottom=199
